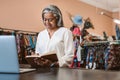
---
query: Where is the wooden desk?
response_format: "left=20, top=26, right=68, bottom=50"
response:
left=0, top=68, right=120, bottom=80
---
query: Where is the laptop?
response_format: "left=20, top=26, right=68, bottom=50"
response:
left=0, top=35, right=36, bottom=73
left=0, top=74, right=19, bottom=80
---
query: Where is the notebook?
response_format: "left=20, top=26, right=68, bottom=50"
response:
left=26, top=51, right=57, bottom=68
left=0, top=35, right=36, bottom=73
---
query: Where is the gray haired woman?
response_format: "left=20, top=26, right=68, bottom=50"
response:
left=34, top=5, right=74, bottom=67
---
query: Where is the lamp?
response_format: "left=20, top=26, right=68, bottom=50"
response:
left=113, top=19, right=120, bottom=24
left=100, top=12, right=120, bottom=24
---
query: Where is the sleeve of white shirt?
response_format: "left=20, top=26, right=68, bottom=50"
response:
left=35, top=33, right=41, bottom=54
left=58, top=29, right=74, bottom=67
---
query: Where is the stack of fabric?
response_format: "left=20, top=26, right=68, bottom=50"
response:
left=107, top=43, right=120, bottom=70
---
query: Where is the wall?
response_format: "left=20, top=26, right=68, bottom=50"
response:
left=0, top=0, right=116, bottom=36
left=112, top=12, right=120, bottom=35
left=112, top=1, right=120, bottom=36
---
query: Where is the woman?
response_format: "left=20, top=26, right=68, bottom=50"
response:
left=34, top=5, right=74, bottom=67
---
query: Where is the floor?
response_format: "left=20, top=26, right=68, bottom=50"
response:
left=57, top=68, right=120, bottom=80
left=0, top=68, right=120, bottom=80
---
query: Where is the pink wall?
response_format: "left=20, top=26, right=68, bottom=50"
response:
left=0, top=0, right=117, bottom=36
left=112, top=12, right=120, bottom=35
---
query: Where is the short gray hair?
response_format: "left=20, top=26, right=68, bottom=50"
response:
left=42, top=5, right=64, bottom=27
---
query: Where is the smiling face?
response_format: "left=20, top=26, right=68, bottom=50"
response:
left=43, top=12, right=58, bottom=30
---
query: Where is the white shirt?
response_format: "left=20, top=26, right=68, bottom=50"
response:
left=35, top=27, right=74, bottom=67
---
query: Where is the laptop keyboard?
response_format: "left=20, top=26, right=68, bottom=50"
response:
left=19, top=64, right=36, bottom=73
left=19, top=68, right=36, bottom=73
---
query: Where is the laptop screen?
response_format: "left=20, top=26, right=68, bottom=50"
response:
left=0, top=35, right=19, bottom=73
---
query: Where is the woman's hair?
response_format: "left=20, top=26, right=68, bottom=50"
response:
left=42, top=5, right=64, bottom=27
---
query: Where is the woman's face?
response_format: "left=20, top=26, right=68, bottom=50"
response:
left=43, top=12, right=58, bottom=29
